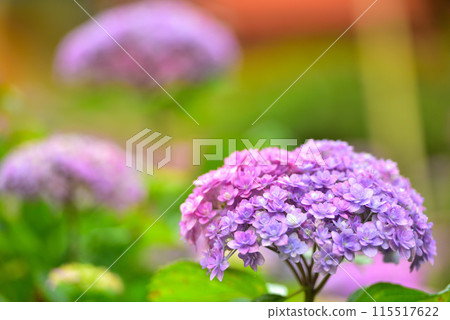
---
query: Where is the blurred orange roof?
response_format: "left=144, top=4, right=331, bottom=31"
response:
left=191, top=0, right=431, bottom=41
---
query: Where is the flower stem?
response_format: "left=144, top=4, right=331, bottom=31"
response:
left=269, top=246, right=332, bottom=302
left=304, top=286, right=315, bottom=302
left=313, top=274, right=331, bottom=296
left=295, top=259, right=308, bottom=284
left=312, top=272, right=319, bottom=287
left=284, top=260, right=305, bottom=287
left=300, top=255, right=312, bottom=284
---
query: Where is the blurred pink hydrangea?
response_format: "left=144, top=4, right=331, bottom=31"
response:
left=54, top=1, right=240, bottom=87
left=0, top=134, right=144, bottom=210
left=324, top=255, right=428, bottom=297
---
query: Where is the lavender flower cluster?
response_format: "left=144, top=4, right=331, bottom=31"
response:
left=55, top=1, right=239, bottom=87
left=180, top=140, right=436, bottom=281
left=0, top=134, right=144, bottom=210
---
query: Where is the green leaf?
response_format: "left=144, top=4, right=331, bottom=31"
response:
left=353, top=255, right=373, bottom=265
left=148, top=260, right=267, bottom=302
left=348, top=282, right=450, bottom=302
left=253, top=293, right=286, bottom=302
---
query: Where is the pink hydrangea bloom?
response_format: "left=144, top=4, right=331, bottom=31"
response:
left=0, top=134, right=144, bottom=210
left=180, top=140, right=436, bottom=281
left=55, top=1, right=240, bottom=87
left=324, top=255, right=428, bottom=297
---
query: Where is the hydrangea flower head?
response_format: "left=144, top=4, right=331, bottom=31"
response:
left=55, top=1, right=239, bottom=87
left=0, top=134, right=144, bottom=210
left=180, top=140, right=436, bottom=281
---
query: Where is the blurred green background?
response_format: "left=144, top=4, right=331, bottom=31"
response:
left=0, top=0, right=449, bottom=301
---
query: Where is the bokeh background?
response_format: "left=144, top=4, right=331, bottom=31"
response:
left=0, top=0, right=449, bottom=301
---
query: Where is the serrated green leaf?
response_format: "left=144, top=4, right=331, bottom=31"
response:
left=348, top=282, right=450, bottom=302
left=148, top=260, right=267, bottom=302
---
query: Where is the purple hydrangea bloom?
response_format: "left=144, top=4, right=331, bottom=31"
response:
left=205, top=219, right=221, bottom=240
left=333, top=197, right=360, bottom=213
left=55, top=1, right=240, bottom=87
left=279, top=233, right=309, bottom=263
left=227, top=229, right=259, bottom=254
left=180, top=140, right=436, bottom=280
left=312, top=242, right=342, bottom=274
left=238, top=252, right=265, bottom=272
left=343, top=183, right=374, bottom=206
left=235, top=199, right=255, bottom=224
left=378, top=205, right=410, bottom=226
left=200, top=247, right=230, bottom=281
left=310, top=170, right=338, bottom=187
left=0, top=134, right=144, bottom=210
left=390, top=227, right=417, bottom=260
left=259, top=217, right=289, bottom=247
left=315, top=225, right=332, bottom=246
left=285, top=206, right=307, bottom=228
left=368, top=195, right=390, bottom=213
left=219, top=210, right=239, bottom=235
left=331, top=229, right=361, bottom=261
left=309, top=202, right=338, bottom=220
left=356, top=222, right=383, bottom=257
left=263, top=185, right=289, bottom=213
left=278, top=173, right=310, bottom=189
left=301, top=190, right=325, bottom=206
left=250, top=210, right=269, bottom=227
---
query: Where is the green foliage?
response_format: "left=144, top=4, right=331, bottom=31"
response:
left=148, top=260, right=267, bottom=302
left=353, top=255, right=373, bottom=265
left=253, top=293, right=286, bottom=302
left=0, top=191, right=182, bottom=301
left=348, top=283, right=450, bottom=302
left=0, top=200, right=66, bottom=301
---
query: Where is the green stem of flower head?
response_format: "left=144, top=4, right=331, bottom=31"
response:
left=268, top=246, right=330, bottom=302
left=304, top=287, right=315, bottom=302
left=285, top=260, right=305, bottom=287
left=302, top=265, right=315, bottom=302
left=312, top=272, right=319, bottom=287
left=295, top=252, right=316, bottom=300
left=300, top=255, right=311, bottom=284
left=296, top=258, right=308, bottom=283
left=313, top=273, right=331, bottom=297
left=268, top=246, right=306, bottom=287
left=65, top=199, right=79, bottom=262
